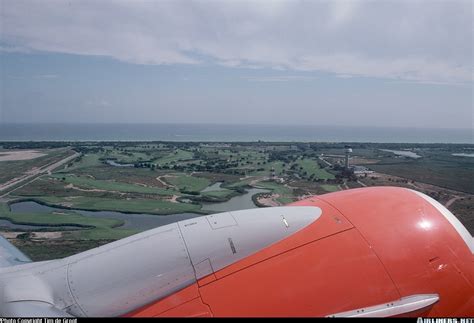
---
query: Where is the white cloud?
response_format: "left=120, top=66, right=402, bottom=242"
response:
left=329, top=0, right=360, bottom=27
left=1, top=0, right=472, bottom=84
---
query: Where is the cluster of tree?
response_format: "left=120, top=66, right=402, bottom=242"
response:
left=75, top=146, right=105, bottom=154
left=268, top=151, right=300, bottom=164
left=134, top=162, right=156, bottom=169
left=1, top=142, right=70, bottom=149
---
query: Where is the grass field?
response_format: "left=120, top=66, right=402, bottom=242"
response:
left=50, top=174, right=176, bottom=195
left=164, top=174, right=211, bottom=192
left=449, top=197, right=474, bottom=235
left=255, top=181, right=295, bottom=200
left=0, top=201, right=122, bottom=228
left=58, top=153, right=102, bottom=171
left=320, top=184, right=340, bottom=192
left=295, top=158, right=335, bottom=180
left=249, top=161, right=287, bottom=176
left=35, top=196, right=202, bottom=215
left=370, top=158, right=474, bottom=194
left=0, top=200, right=137, bottom=244
left=154, top=149, right=194, bottom=165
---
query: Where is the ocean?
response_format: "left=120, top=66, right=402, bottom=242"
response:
left=0, top=123, right=472, bottom=144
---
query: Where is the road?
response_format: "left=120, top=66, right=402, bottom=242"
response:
left=0, top=151, right=81, bottom=198
left=318, top=156, right=332, bottom=167
left=445, top=195, right=462, bottom=208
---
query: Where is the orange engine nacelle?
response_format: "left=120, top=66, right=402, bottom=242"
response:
left=129, top=187, right=474, bottom=317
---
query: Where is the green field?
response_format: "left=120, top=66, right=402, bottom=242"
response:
left=0, top=201, right=121, bottom=228
left=35, top=196, right=202, bottom=215
left=50, top=174, right=176, bottom=195
left=154, top=149, right=194, bottom=165
left=294, top=158, right=335, bottom=180
left=164, top=174, right=210, bottom=192
left=249, top=161, right=287, bottom=176
left=320, top=184, right=339, bottom=192
left=254, top=180, right=296, bottom=204
left=0, top=200, right=137, bottom=242
left=58, top=153, right=102, bottom=171
left=369, top=154, right=474, bottom=194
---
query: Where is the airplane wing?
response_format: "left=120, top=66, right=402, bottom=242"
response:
left=0, top=235, right=31, bottom=267
left=0, top=187, right=472, bottom=317
left=0, top=235, right=72, bottom=317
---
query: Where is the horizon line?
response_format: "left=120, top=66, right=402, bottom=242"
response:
left=0, top=122, right=472, bottom=131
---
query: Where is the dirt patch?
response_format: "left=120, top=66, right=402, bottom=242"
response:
left=249, top=176, right=268, bottom=186
left=166, top=195, right=179, bottom=203
left=0, top=150, right=46, bottom=161
left=156, top=175, right=177, bottom=189
left=445, top=195, right=462, bottom=208
left=59, top=202, right=74, bottom=208
left=351, top=157, right=380, bottom=165
left=64, top=183, right=124, bottom=195
left=257, top=193, right=281, bottom=207
left=0, top=231, right=24, bottom=239
left=32, top=232, right=64, bottom=239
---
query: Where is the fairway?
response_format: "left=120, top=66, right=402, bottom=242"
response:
left=154, top=149, right=194, bottom=165
left=164, top=174, right=211, bottom=192
left=295, top=158, right=335, bottom=180
left=35, top=196, right=203, bottom=215
left=50, top=174, right=176, bottom=195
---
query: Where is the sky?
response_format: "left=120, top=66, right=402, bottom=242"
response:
left=0, top=0, right=472, bottom=128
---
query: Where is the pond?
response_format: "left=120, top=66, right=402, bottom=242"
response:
left=201, top=188, right=270, bottom=212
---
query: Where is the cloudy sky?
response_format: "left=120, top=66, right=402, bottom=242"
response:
left=0, top=0, right=472, bottom=128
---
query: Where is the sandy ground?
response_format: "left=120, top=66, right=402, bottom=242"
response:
left=163, top=195, right=179, bottom=203
left=64, top=183, right=125, bottom=195
left=156, top=175, right=177, bottom=189
left=257, top=193, right=281, bottom=207
left=31, top=232, right=63, bottom=239
left=445, top=195, right=463, bottom=208
left=0, top=150, right=46, bottom=161
left=0, top=231, right=22, bottom=239
left=250, top=176, right=268, bottom=186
